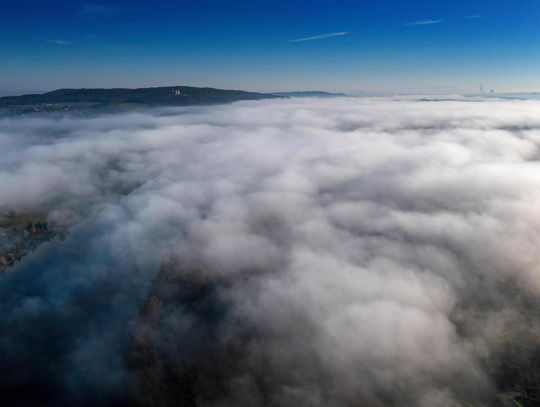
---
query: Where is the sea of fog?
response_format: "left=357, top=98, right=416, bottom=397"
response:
left=2, top=96, right=540, bottom=406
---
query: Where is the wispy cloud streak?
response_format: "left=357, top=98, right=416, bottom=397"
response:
left=405, top=19, right=444, bottom=26
left=288, top=31, right=348, bottom=43
left=80, top=4, right=113, bottom=16
left=47, top=40, right=71, bottom=46
left=465, top=15, right=483, bottom=19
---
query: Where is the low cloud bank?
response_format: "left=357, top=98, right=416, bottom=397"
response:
left=2, top=97, right=540, bottom=406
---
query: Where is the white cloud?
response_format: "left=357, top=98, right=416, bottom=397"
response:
left=405, top=19, right=444, bottom=26
left=2, top=96, right=540, bottom=404
left=47, top=39, right=71, bottom=46
left=80, top=4, right=113, bottom=16
left=288, top=31, right=348, bottom=43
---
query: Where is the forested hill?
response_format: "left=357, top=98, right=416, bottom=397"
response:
left=0, top=86, right=283, bottom=113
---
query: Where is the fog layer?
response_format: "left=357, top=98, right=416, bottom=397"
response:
left=2, top=97, right=540, bottom=406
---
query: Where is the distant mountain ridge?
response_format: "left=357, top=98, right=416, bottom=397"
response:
left=0, top=86, right=282, bottom=112
left=271, top=91, right=347, bottom=97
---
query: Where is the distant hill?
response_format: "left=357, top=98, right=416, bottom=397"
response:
left=271, top=91, right=347, bottom=98
left=0, top=86, right=283, bottom=114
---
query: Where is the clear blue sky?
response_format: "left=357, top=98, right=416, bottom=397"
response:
left=1, top=0, right=539, bottom=94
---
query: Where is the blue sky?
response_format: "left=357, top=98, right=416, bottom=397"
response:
left=1, top=0, right=539, bottom=94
